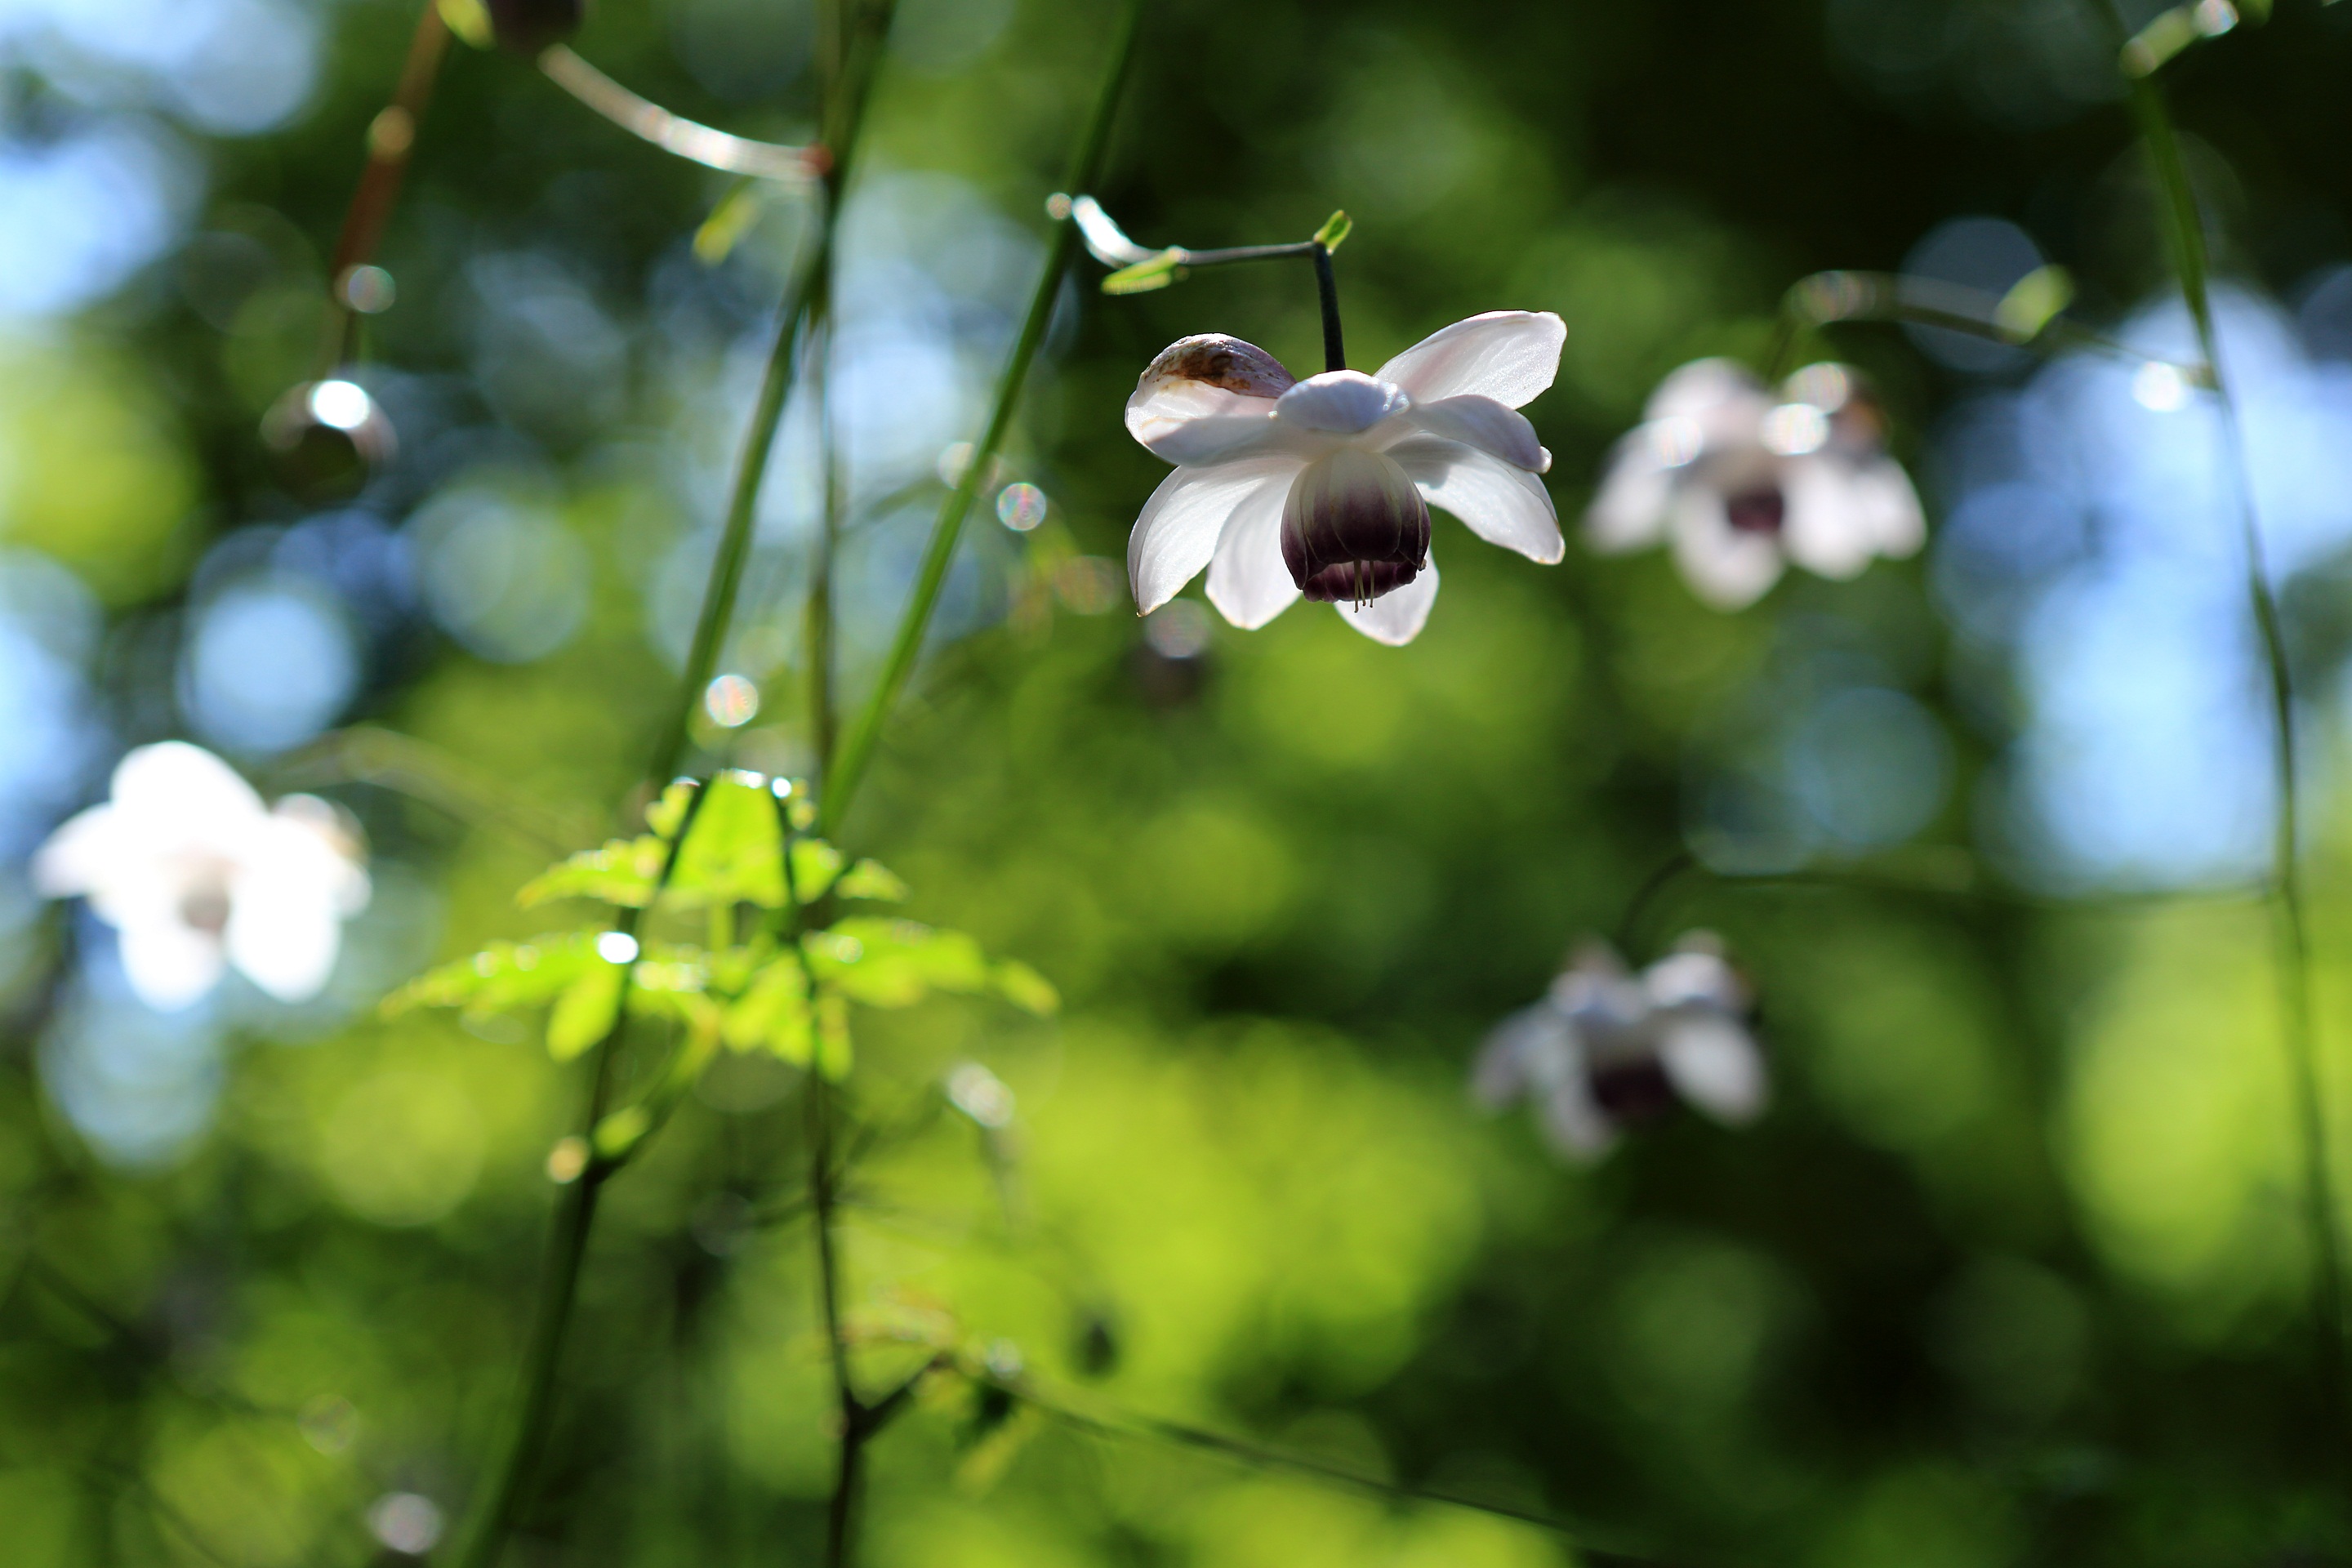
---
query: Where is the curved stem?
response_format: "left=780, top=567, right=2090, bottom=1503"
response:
left=819, top=0, right=1143, bottom=835
left=538, top=45, right=822, bottom=182
left=2109, top=24, right=2348, bottom=1468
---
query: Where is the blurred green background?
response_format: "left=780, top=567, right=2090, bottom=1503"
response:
left=9, top=0, right=2352, bottom=1563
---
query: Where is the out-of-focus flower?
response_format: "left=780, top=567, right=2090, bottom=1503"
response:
left=33, top=742, right=370, bottom=1011
left=1123, top=313, right=1567, bottom=645
left=1474, top=933, right=1765, bottom=1161
left=1586, top=360, right=1923, bottom=610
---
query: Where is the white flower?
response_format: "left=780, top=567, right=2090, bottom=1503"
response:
left=1585, top=359, right=1925, bottom=610
left=1123, top=312, right=1569, bottom=646
left=1474, top=933, right=1766, bottom=1162
left=33, top=742, right=371, bottom=1010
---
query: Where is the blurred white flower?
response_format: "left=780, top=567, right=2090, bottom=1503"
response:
left=1124, top=312, right=1567, bottom=646
left=1586, top=359, right=1924, bottom=610
left=33, top=742, right=369, bottom=1010
left=1474, top=933, right=1766, bottom=1161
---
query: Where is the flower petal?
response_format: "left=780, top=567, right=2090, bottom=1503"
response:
left=1390, top=437, right=1564, bottom=564
left=1780, top=456, right=1880, bottom=580
left=1128, top=457, right=1300, bottom=615
left=1125, top=334, right=1294, bottom=464
left=1334, top=552, right=1439, bottom=645
left=1474, top=1001, right=1573, bottom=1107
left=1375, top=311, right=1566, bottom=408
left=1657, top=1013, right=1768, bottom=1125
left=1273, top=371, right=1410, bottom=435
left=32, top=805, right=124, bottom=898
left=1856, top=458, right=1926, bottom=557
left=111, top=741, right=266, bottom=830
left=1644, top=357, right=1770, bottom=425
left=1205, top=471, right=1301, bottom=630
left=1541, top=1074, right=1617, bottom=1162
left=1584, top=434, right=1676, bottom=552
left=1381, top=394, right=1547, bottom=471
left=116, top=917, right=228, bottom=1012
left=226, top=873, right=344, bottom=1002
left=1668, top=488, right=1784, bottom=609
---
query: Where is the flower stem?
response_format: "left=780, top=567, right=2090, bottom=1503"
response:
left=817, top=0, right=1143, bottom=836
left=810, top=1076, right=862, bottom=1566
left=1312, top=243, right=1345, bottom=373
left=318, top=0, right=451, bottom=375
left=2111, top=29, right=2349, bottom=1467
left=807, top=292, right=842, bottom=781
left=646, top=0, right=901, bottom=789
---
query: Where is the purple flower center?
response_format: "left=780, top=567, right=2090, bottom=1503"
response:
left=1725, top=487, right=1786, bottom=535
left=1280, top=448, right=1430, bottom=606
left=1588, top=1055, right=1678, bottom=1124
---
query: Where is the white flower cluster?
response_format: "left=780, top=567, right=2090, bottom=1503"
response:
left=1475, top=934, right=1766, bottom=1161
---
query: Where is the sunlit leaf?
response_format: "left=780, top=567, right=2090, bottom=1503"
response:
left=1312, top=210, right=1352, bottom=252
left=436, top=0, right=495, bottom=48
left=805, top=917, right=989, bottom=1008
left=835, top=857, right=908, bottom=902
left=1101, top=247, right=1185, bottom=296
left=518, top=836, right=666, bottom=908
left=991, top=960, right=1059, bottom=1017
left=547, top=957, right=626, bottom=1060
left=788, top=838, right=846, bottom=902
left=381, top=933, right=600, bottom=1016
left=645, top=778, right=699, bottom=840
left=724, top=956, right=813, bottom=1064
left=693, top=182, right=763, bottom=265
left=1993, top=265, right=2074, bottom=343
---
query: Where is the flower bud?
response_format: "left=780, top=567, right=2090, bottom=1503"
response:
left=1279, top=448, right=1429, bottom=604
left=261, top=379, right=395, bottom=503
left=486, top=0, right=586, bottom=54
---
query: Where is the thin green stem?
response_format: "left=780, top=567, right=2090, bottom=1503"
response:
left=2109, top=23, right=2348, bottom=1463
left=457, top=783, right=710, bottom=1568
left=808, top=294, right=843, bottom=780
left=819, top=0, right=1143, bottom=836
left=646, top=0, right=901, bottom=788
left=812, top=1078, right=861, bottom=1566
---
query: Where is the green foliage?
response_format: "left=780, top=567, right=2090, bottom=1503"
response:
left=1312, top=210, right=1353, bottom=252
left=397, top=774, right=1054, bottom=1085
left=1101, top=247, right=1186, bottom=295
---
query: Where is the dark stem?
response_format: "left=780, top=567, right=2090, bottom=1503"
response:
left=818, top=0, right=1144, bottom=834
left=1312, top=242, right=1344, bottom=372
left=810, top=1076, right=862, bottom=1566
left=319, top=0, right=451, bottom=374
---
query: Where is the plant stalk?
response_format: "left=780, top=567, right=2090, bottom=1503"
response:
left=1312, top=243, right=1344, bottom=372
left=2114, top=38, right=2347, bottom=1461
left=819, top=0, right=1143, bottom=835
left=646, top=0, right=901, bottom=789
left=807, top=292, right=843, bottom=780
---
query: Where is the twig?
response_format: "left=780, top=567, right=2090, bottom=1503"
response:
left=538, top=45, right=824, bottom=182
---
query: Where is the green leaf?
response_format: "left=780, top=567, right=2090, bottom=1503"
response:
left=518, top=836, right=667, bottom=909
left=1993, top=265, right=2074, bottom=343
left=991, top=960, right=1059, bottom=1017
left=646, top=778, right=699, bottom=840
left=1101, top=248, right=1185, bottom=296
left=807, top=917, right=991, bottom=1008
left=788, top=838, right=846, bottom=902
left=381, top=933, right=600, bottom=1016
left=669, top=771, right=786, bottom=906
left=1312, top=210, right=1352, bottom=252
left=835, top=857, right=908, bottom=902
left=693, top=183, right=763, bottom=265
left=436, top=0, right=494, bottom=47
left=547, top=959, right=626, bottom=1060
left=724, top=956, right=814, bottom=1064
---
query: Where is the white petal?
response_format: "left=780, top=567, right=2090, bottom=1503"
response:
left=1072, top=195, right=1156, bottom=266
left=1127, top=458, right=1300, bottom=615
left=111, top=742, right=266, bottom=829
left=1374, top=311, right=1566, bottom=408
left=1668, top=488, right=1784, bottom=609
left=1642, top=946, right=1747, bottom=1013
left=1380, top=394, right=1547, bottom=471
left=32, top=805, right=126, bottom=898
left=1273, top=371, right=1410, bottom=435
left=1204, top=471, right=1301, bottom=630
left=1644, top=358, right=1770, bottom=425
left=1390, top=438, right=1564, bottom=564
left=1473, top=1002, right=1573, bottom=1107
left=1657, top=1013, right=1768, bottom=1125
left=273, top=795, right=373, bottom=915
left=225, top=875, right=344, bottom=1002
left=117, top=917, right=228, bottom=1011
left=1855, top=458, right=1926, bottom=557
left=1334, top=554, right=1439, bottom=645
left=1541, top=1073, right=1618, bottom=1162
left=1780, top=457, right=1882, bottom=580
left=1584, top=437, right=1676, bottom=552
left=1125, top=335, right=1294, bottom=464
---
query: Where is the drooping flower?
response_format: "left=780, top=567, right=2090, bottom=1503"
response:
left=1124, top=312, right=1568, bottom=645
left=1474, top=933, right=1766, bottom=1161
left=33, top=742, right=372, bottom=1011
left=1585, top=359, right=1924, bottom=610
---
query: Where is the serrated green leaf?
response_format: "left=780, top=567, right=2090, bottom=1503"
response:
left=1312, top=210, right=1352, bottom=252
left=547, top=959, right=626, bottom=1060
left=519, top=837, right=667, bottom=909
left=1101, top=248, right=1185, bottom=295
left=835, top=858, right=908, bottom=902
left=991, top=960, right=1059, bottom=1017
left=381, top=933, right=600, bottom=1017
left=724, top=956, right=813, bottom=1063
